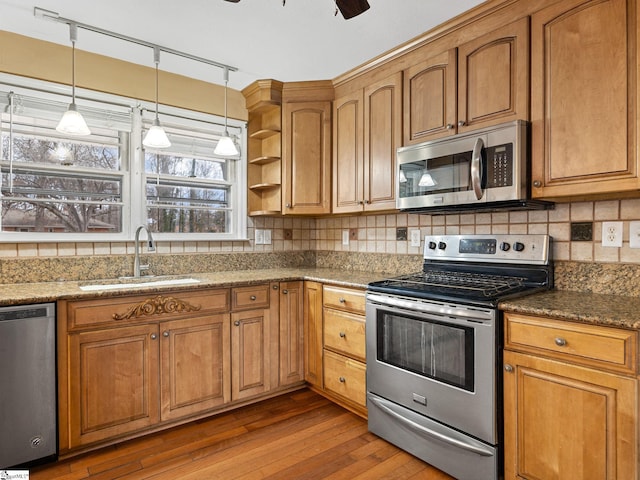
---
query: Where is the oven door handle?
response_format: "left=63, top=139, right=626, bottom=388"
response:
left=368, top=394, right=494, bottom=457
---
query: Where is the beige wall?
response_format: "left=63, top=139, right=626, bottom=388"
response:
left=0, top=30, right=247, bottom=121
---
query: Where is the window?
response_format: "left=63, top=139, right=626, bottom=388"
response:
left=0, top=74, right=246, bottom=242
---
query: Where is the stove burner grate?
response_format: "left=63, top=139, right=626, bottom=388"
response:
left=391, top=271, right=527, bottom=297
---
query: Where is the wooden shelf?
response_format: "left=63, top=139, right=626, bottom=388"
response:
left=249, top=156, right=281, bottom=165
left=249, top=183, right=281, bottom=191
left=249, top=129, right=281, bottom=140
left=248, top=210, right=281, bottom=217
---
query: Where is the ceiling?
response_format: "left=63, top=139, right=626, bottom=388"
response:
left=0, top=0, right=485, bottom=91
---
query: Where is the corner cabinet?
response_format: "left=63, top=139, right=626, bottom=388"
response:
left=403, top=17, right=529, bottom=144
left=333, top=71, right=402, bottom=214
left=503, top=312, right=638, bottom=480
left=242, top=80, right=284, bottom=216
left=531, top=0, right=640, bottom=199
left=282, top=82, right=333, bottom=215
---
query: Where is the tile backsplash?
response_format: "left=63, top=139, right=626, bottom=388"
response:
left=1, top=199, right=640, bottom=264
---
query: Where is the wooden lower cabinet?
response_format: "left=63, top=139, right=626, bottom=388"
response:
left=303, top=281, right=324, bottom=388
left=231, top=308, right=271, bottom=401
left=503, top=313, right=638, bottom=479
left=278, top=281, right=304, bottom=386
left=160, top=314, right=230, bottom=421
left=67, top=323, right=160, bottom=449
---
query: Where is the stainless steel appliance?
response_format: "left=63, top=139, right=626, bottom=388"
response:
left=366, top=234, right=552, bottom=480
left=397, top=120, right=552, bottom=213
left=0, top=303, right=57, bottom=468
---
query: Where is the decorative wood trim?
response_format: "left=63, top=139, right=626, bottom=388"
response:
left=112, top=295, right=201, bottom=321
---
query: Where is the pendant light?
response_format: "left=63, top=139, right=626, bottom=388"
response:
left=214, top=67, right=239, bottom=156
left=56, top=23, right=91, bottom=136
left=143, top=47, right=171, bottom=149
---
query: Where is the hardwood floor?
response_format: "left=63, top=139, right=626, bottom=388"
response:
left=30, top=389, right=454, bottom=479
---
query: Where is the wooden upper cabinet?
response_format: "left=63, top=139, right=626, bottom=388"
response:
left=531, top=0, right=639, bottom=199
left=458, top=17, right=530, bottom=132
left=333, top=72, right=401, bottom=214
left=404, top=49, right=457, bottom=144
left=403, top=18, right=529, bottom=144
left=363, top=71, right=402, bottom=212
left=282, top=101, right=332, bottom=214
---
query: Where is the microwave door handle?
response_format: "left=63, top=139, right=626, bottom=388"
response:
left=471, top=137, right=484, bottom=200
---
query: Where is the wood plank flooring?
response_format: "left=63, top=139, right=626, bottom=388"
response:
left=30, top=389, right=454, bottom=480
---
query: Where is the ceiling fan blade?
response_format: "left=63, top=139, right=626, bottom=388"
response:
left=336, top=0, right=370, bottom=19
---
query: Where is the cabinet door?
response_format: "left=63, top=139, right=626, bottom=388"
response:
left=231, top=308, right=271, bottom=401
left=503, top=350, right=637, bottom=480
left=278, top=281, right=304, bottom=386
left=160, top=314, right=230, bottom=421
left=403, top=48, right=457, bottom=144
left=303, top=281, right=324, bottom=388
left=531, top=0, right=639, bottom=198
left=282, top=101, right=332, bottom=214
left=363, top=71, right=402, bottom=212
left=67, top=324, right=160, bottom=448
left=458, top=17, right=529, bottom=132
left=333, top=89, right=364, bottom=214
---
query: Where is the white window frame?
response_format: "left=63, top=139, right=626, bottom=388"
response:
left=0, top=73, right=247, bottom=243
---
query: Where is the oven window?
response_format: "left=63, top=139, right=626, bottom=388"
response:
left=376, top=309, right=474, bottom=391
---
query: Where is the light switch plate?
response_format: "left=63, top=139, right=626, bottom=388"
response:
left=263, top=229, right=272, bottom=245
left=342, top=229, right=349, bottom=246
left=630, top=221, right=640, bottom=248
left=254, top=229, right=264, bottom=245
left=410, top=229, right=421, bottom=247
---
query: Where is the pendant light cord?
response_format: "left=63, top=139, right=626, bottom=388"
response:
left=223, top=67, right=229, bottom=133
left=69, top=23, right=78, bottom=105
left=153, top=47, right=160, bottom=121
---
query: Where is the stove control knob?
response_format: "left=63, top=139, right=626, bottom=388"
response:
left=500, top=242, right=511, bottom=252
left=438, top=242, right=447, bottom=250
left=513, top=242, right=525, bottom=252
left=428, top=241, right=437, bottom=250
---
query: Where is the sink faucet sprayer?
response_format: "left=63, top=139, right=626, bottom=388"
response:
left=134, top=225, right=156, bottom=277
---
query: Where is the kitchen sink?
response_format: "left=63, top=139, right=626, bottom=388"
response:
left=79, top=276, right=201, bottom=291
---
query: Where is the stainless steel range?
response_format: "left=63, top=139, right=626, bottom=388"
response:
left=366, top=234, right=552, bottom=480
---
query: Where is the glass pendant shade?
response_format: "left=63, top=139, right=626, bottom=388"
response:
left=214, top=133, right=238, bottom=156
left=143, top=118, right=171, bottom=149
left=56, top=103, right=91, bottom=136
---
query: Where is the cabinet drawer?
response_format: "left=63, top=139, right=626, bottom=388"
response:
left=505, top=313, right=638, bottom=375
left=66, top=288, right=230, bottom=330
left=323, top=285, right=365, bottom=314
left=323, top=350, right=366, bottom=407
left=324, top=309, right=366, bottom=361
left=231, top=284, right=270, bottom=311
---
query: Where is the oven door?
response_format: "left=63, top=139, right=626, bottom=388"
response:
left=365, top=293, right=498, bottom=445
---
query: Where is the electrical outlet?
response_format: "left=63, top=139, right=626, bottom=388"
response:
left=342, top=229, right=349, bottom=246
left=602, top=221, right=623, bottom=248
left=630, top=221, right=640, bottom=248
left=263, top=229, right=272, bottom=245
left=254, top=229, right=264, bottom=245
left=410, top=229, right=421, bottom=247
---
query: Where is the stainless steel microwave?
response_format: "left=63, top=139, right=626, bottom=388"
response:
left=396, top=120, right=548, bottom=213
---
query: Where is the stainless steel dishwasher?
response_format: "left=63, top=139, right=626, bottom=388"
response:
left=0, top=303, right=57, bottom=468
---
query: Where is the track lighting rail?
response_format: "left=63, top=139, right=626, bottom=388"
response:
left=33, top=6, right=238, bottom=73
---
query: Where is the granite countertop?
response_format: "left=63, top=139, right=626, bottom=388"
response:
left=500, top=289, right=640, bottom=330
left=0, top=268, right=386, bottom=307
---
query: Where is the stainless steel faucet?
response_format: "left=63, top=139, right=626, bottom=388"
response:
left=133, top=225, right=156, bottom=277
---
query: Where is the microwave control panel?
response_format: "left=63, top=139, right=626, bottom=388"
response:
left=485, top=143, right=513, bottom=188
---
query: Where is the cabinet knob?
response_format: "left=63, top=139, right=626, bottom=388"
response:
left=339, top=298, right=346, bottom=303
left=364, top=200, right=370, bottom=204
left=458, top=120, right=466, bottom=127
left=339, top=377, right=346, bottom=383
left=533, top=180, right=542, bottom=188
left=250, top=295, right=257, bottom=301
left=272, top=284, right=279, bottom=290
left=283, top=289, right=289, bottom=294
left=234, top=321, right=240, bottom=326
left=554, top=337, right=567, bottom=347
left=286, top=203, right=291, bottom=208
left=150, top=333, right=157, bottom=340
left=163, top=331, right=169, bottom=338
left=504, top=364, right=514, bottom=373
left=339, top=331, right=346, bottom=338
left=446, top=123, right=455, bottom=130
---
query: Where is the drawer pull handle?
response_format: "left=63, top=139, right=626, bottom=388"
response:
left=250, top=295, right=257, bottom=301
left=339, top=298, right=346, bottom=303
left=339, top=377, right=346, bottom=383
left=339, top=331, right=346, bottom=338
left=555, top=337, right=567, bottom=347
